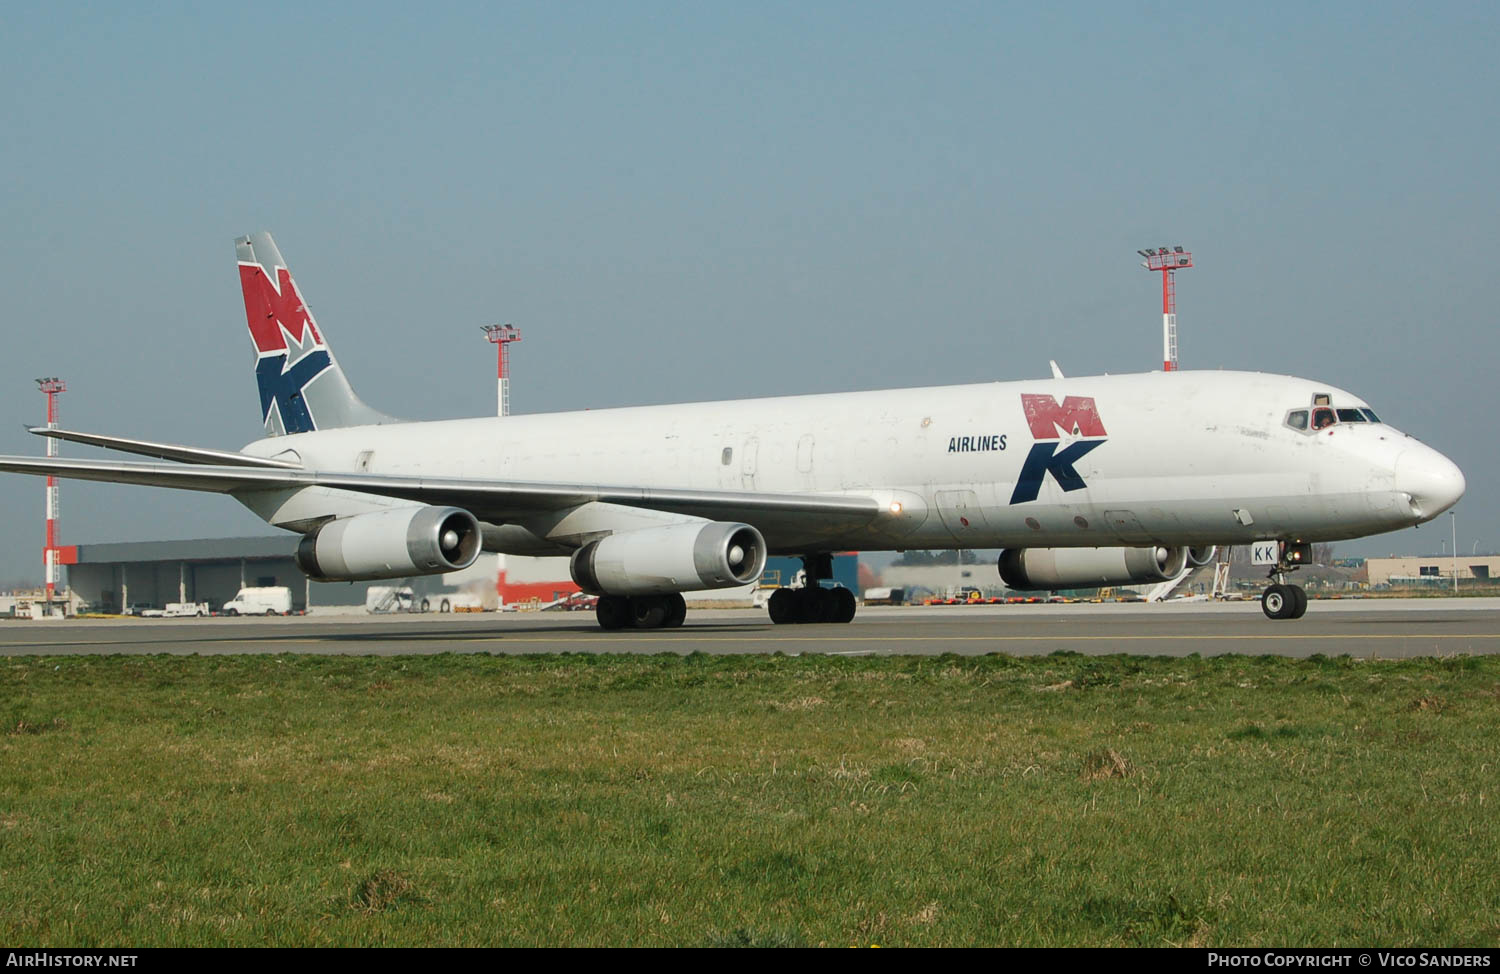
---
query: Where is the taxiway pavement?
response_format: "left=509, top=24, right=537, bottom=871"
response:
left=2, top=598, right=1498, bottom=658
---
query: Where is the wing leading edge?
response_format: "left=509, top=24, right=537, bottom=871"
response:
left=0, top=454, right=883, bottom=526
left=28, top=428, right=301, bottom=468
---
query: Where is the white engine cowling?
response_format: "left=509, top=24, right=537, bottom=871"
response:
left=1187, top=545, right=1218, bottom=567
left=998, top=546, right=1189, bottom=590
left=570, top=522, right=767, bottom=596
left=296, top=506, right=483, bottom=581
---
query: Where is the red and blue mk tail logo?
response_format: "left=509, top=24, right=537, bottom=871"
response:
left=239, top=260, right=332, bottom=435
left=1009, top=394, right=1107, bottom=504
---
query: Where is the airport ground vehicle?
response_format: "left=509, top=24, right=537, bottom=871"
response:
left=222, top=586, right=292, bottom=616
left=163, top=602, right=209, bottom=617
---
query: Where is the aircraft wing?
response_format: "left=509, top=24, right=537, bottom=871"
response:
left=28, top=428, right=301, bottom=468
left=0, top=454, right=883, bottom=526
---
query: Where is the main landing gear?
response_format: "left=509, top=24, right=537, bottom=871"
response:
left=767, top=554, right=857, bottom=625
left=596, top=593, right=688, bottom=630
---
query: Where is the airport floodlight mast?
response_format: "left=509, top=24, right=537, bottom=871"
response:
left=1137, top=246, right=1193, bottom=371
left=36, top=377, right=66, bottom=601
left=482, top=323, right=522, bottom=417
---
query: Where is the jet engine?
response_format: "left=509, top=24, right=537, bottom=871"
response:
left=1186, top=545, right=1218, bottom=567
left=998, top=546, right=1189, bottom=590
left=296, top=506, right=482, bottom=581
left=570, top=521, right=767, bottom=596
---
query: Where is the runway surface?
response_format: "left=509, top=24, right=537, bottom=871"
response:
left=3, top=598, right=1499, bottom=658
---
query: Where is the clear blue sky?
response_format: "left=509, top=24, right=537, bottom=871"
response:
left=1, top=2, right=1495, bottom=582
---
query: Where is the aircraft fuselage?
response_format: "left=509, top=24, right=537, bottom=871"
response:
left=240, top=368, right=1463, bottom=556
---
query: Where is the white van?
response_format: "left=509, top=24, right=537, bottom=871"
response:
left=222, top=586, right=293, bottom=616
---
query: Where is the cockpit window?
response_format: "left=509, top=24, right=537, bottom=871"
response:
left=1360, top=408, right=1381, bottom=423
left=1285, top=409, right=1309, bottom=431
left=1311, top=407, right=1336, bottom=430
left=1336, top=408, right=1366, bottom=423
left=1313, top=393, right=1331, bottom=406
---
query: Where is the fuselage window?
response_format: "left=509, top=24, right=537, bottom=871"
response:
left=1313, top=393, right=1331, bottom=406
left=1360, top=408, right=1381, bottom=423
left=721, top=447, right=733, bottom=465
left=1286, top=409, right=1309, bottom=431
left=1336, top=408, right=1366, bottom=422
left=1311, top=407, right=1336, bottom=430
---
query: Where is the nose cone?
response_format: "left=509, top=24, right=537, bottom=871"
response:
left=1395, top=446, right=1466, bottom=521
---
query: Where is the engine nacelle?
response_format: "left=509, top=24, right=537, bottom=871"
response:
left=570, top=521, right=767, bottom=596
left=998, top=546, right=1189, bottom=590
left=296, top=506, right=482, bottom=581
left=1186, top=545, right=1218, bottom=567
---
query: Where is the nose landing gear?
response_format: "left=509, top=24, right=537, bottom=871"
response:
left=1261, top=580, right=1307, bottom=620
left=1261, top=543, right=1311, bottom=619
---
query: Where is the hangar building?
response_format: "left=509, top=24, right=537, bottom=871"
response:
left=63, top=536, right=437, bottom=613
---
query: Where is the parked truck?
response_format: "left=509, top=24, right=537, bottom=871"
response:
left=222, top=586, right=292, bottom=616
left=163, top=602, right=210, bottom=617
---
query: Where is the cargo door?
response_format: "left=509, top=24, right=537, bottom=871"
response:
left=741, top=436, right=759, bottom=490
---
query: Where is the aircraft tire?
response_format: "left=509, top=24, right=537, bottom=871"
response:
left=815, top=589, right=841, bottom=623
left=664, top=593, right=687, bottom=628
left=768, top=588, right=797, bottom=625
left=630, top=595, right=668, bottom=629
left=832, top=587, right=857, bottom=624
left=1289, top=585, right=1308, bottom=619
left=1261, top=584, right=1295, bottom=620
left=597, top=595, right=631, bottom=630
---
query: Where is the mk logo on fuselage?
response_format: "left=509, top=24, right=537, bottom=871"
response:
left=1009, top=393, right=1108, bottom=504
left=239, top=263, right=332, bottom=433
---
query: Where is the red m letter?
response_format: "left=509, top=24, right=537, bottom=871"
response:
left=1021, top=394, right=1107, bottom=439
left=239, top=265, right=322, bottom=354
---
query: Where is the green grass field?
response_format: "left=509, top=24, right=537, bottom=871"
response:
left=3, top=652, right=1498, bottom=946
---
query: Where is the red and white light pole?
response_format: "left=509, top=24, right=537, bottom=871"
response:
left=36, top=377, right=66, bottom=602
left=1138, top=246, right=1193, bottom=371
left=481, top=323, right=522, bottom=417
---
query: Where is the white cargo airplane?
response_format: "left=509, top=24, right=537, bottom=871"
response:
left=0, top=234, right=1465, bottom=627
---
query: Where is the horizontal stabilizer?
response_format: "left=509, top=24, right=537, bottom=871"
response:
left=29, top=428, right=301, bottom=468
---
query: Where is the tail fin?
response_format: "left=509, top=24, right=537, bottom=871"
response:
left=235, top=232, right=394, bottom=435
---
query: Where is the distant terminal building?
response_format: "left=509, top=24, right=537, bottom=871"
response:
left=1364, top=555, right=1498, bottom=587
